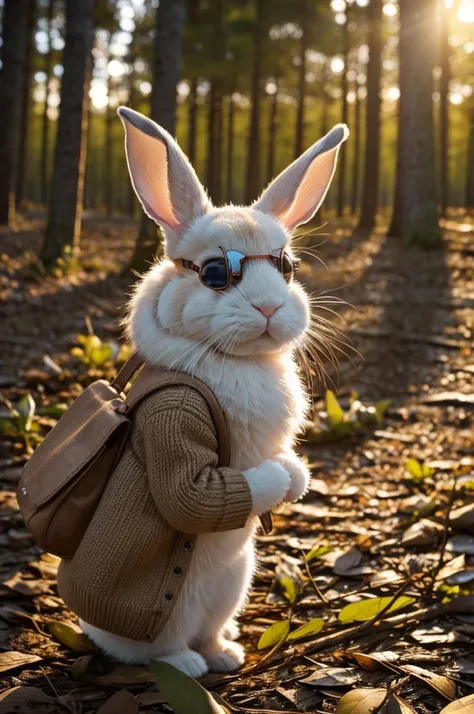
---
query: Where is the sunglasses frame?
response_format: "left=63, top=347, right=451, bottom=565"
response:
left=178, top=246, right=300, bottom=291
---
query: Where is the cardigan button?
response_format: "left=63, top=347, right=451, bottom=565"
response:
left=165, top=591, right=173, bottom=601
left=183, top=541, right=193, bottom=551
left=173, top=566, right=182, bottom=577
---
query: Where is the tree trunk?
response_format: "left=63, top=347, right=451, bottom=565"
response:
left=357, top=0, right=383, bottom=233
left=294, top=3, right=308, bottom=159
left=245, top=0, right=264, bottom=204
left=126, top=53, right=139, bottom=217
left=41, top=0, right=94, bottom=267
left=466, top=107, right=474, bottom=212
left=439, top=0, right=450, bottom=219
left=350, top=76, right=361, bottom=215
left=40, top=0, right=55, bottom=207
left=388, top=92, right=403, bottom=237
left=206, top=81, right=224, bottom=204
left=315, top=64, right=330, bottom=225
left=104, top=73, right=113, bottom=217
left=0, top=0, right=30, bottom=225
left=336, top=16, right=349, bottom=218
left=398, top=0, right=440, bottom=245
left=226, top=92, right=236, bottom=202
left=15, top=0, right=36, bottom=211
left=267, top=84, right=278, bottom=184
left=188, top=77, right=198, bottom=165
left=128, top=0, right=187, bottom=275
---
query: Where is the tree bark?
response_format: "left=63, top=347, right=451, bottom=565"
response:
left=15, top=0, right=36, bottom=211
left=0, top=0, right=30, bottom=225
left=398, top=0, right=441, bottom=245
left=336, top=16, right=349, bottom=218
left=104, top=72, right=114, bottom=217
left=315, top=63, right=330, bottom=225
left=466, top=107, right=474, bottom=212
left=267, top=85, right=278, bottom=185
left=439, top=0, right=450, bottom=218
left=41, top=0, right=93, bottom=266
left=294, top=3, right=308, bottom=159
left=207, top=81, right=224, bottom=204
left=126, top=52, right=139, bottom=217
left=245, top=0, right=264, bottom=204
left=350, top=75, right=361, bottom=215
left=226, top=92, right=236, bottom=202
left=128, top=0, right=187, bottom=275
left=188, top=77, right=198, bottom=166
left=357, top=0, right=383, bottom=233
left=388, top=92, right=403, bottom=237
left=40, top=0, right=55, bottom=207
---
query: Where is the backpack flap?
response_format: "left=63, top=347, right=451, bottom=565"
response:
left=17, top=380, right=131, bottom=557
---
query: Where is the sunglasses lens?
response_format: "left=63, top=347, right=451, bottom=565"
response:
left=226, top=250, right=245, bottom=276
left=281, top=251, right=294, bottom=281
left=201, top=257, right=229, bottom=289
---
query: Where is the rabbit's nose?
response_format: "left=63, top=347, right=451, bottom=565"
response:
left=254, top=304, right=281, bottom=318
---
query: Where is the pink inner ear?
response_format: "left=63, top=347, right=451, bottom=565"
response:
left=280, top=147, right=341, bottom=231
left=125, top=122, right=180, bottom=232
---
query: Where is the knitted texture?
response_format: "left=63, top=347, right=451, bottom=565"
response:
left=57, top=384, right=252, bottom=642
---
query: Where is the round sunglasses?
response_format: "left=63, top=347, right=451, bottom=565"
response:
left=177, top=247, right=300, bottom=291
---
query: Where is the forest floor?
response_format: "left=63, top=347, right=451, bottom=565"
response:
left=1, top=212, right=474, bottom=713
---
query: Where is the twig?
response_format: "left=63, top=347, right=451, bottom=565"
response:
left=428, top=473, right=458, bottom=594
left=372, top=677, right=410, bottom=714
left=257, top=608, right=293, bottom=666
left=300, top=550, right=328, bottom=604
left=357, top=578, right=414, bottom=632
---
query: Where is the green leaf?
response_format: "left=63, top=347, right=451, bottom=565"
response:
left=325, top=390, right=345, bottom=428
left=287, top=618, right=325, bottom=642
left=375, top=399, right=391, bottom=424
left=257, top=620, right=290, bottom=650
left=404, top=458, right=434, bottom=481
left=149, top=660, right=226, bottom=713
left=338, top=596, right=416, bottom=624
left=306, top=544, right=332, bottom=563
left=40, top=403, right=69, bottom=418
left=280, top=576, right=300, bottom=604
left=89, top=343, right=113, bottom=367
left=15, top=394, right=36, bottom=433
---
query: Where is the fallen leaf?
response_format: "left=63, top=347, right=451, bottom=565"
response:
left=0, top=651, right=42, bottom=674
left=450, top=504, right=474, bottom=533
left=338, top=596, right=415, bottom=624
left=402, top=519, right=443, bottom=546
left=437, top=555, right=466, bottom=581
left=149, top=660, right=226, bottom=713
left=135, top=691, right=167, bottom=706
left=287, top=618, right=325, bottom=641
left=280, top=576, right=299, bottom=604
left=402, top=664, right=456, bottom=700
left=440, top=694, right=474, bottom=714
left=94, top=665, right=154, bottom=686
left=386, top=695, right=417, bottom=714
left=412, top=626, right=462, bottom=645
left=47, top=621, right=97, bottom=653
left=309, top=478, right=329, bottom=496
left=351, top=651, right=400, bottom=672
left=258, top=620, right=290, bottom=650
left=446, top=570, right=474, bottom=585
left=447, top=535, right=474, bottom=555
left=275, top=686, right=322, bottom=711
left=336, top=688, right=387, bottom=714
left=70, top=654, right=93, bottom=679
left=300, top=666, right=359, bottom=688
left=3, top=573, right=50, bottom=596
left=96, top=691, right=138, bottom=714
left=404, top=459, right=434, bottom=481
left=370, top=570, right=403, bottom=588
left=326, top=390, right=345, bottom=427
left=0, top=686, right=54, bottom=713
left=306, top=544, right=332, bottom=563
left=333, top=547, right=362, bottom=575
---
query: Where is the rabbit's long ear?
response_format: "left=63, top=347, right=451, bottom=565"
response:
left=253, top=124, right=349, bottom=232
left=118, top=106, right=210, bottom=245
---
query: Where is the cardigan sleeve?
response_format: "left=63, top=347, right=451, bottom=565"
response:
left=137, top=385, right=253, bottom=533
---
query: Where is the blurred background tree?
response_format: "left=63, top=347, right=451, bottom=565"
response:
left=1, top=0, right=474, bottom=272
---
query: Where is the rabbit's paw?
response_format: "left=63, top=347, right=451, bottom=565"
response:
left=222, top=619, right=240, bottom=641
left=201, top=639, right=245, bottom=673
left=155, top=649, right=209, bottom=678
left=274, top=452, right=310, bottom=502
left=243, top=461, right=291, bottom=515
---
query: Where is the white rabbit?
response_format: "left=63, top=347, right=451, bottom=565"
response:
left=80, top=107, right=348, bottom=676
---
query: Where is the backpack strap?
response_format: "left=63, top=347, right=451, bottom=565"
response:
left=111, top=352, right=144, bottom=392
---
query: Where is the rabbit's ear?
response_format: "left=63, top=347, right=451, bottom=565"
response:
left=118, top=106, right=210, bottom=243
left=253, top=124, right=349, bottom=232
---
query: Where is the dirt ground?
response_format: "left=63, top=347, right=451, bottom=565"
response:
left=1, top=213, right=474, bottom=713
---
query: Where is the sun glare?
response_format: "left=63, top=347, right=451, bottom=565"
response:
left=457, top=0, right=474, bottom=23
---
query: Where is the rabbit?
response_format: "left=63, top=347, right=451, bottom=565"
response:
left=79, top=107, right=349, bottom=677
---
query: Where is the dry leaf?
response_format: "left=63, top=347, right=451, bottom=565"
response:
left=402, top=664, right=457, bottom=700
left=47, top=621, right=97, bottom=653
left=370, top=570, right=403, bottom=588
left=300, top=667, right=359, bottom=688
left=437, top=555, right=466, bottom=581
left=447, top=535, right=474, bottom=555
left=450, top=504, right=474, bottom=533
left=70, top=654, right=93, bottom=679
left=336, top=688, right=387, bottom=714
left=401, top=519, right=443, bottom=546
left=0, top=686, right=55, bottom=714
left=440, top=694, right=474, bottom=713
left=385, top=695, right=417, bottom=714
left=351, top=651, right=400, bottom=672
left=94, top=665, right=154, bottom=686
left=0, top=651, right=42, bottom=674
left=96, top=691, right=138, bottom=714
left=333, top=547, right=362, bottom=575
left=3, top=573, right=50, bottom=596
left=135, top=691, right=167, bottom=706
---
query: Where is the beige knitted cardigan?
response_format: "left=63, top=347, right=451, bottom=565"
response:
left=57, top=384, right=253, bottom=642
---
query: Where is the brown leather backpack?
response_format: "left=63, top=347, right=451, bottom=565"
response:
left=17, top=354, right=272, bottom=558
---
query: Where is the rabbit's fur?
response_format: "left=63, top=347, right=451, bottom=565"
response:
left=80, top=108, right=348, bottom=675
